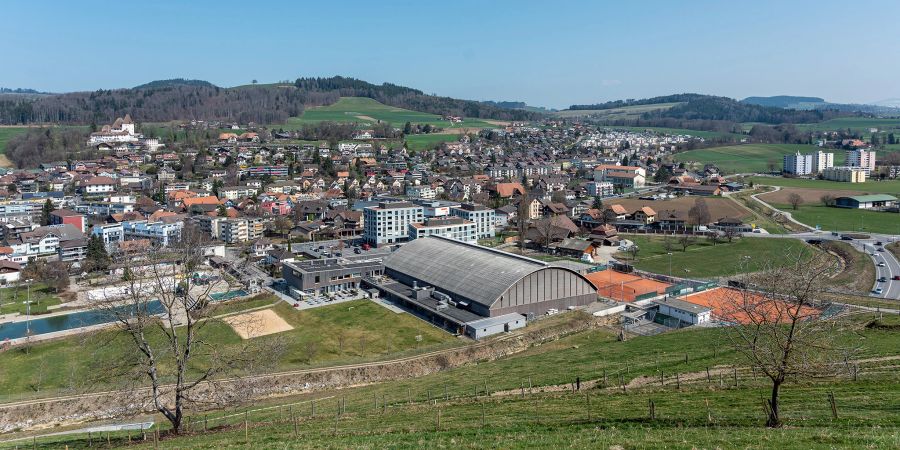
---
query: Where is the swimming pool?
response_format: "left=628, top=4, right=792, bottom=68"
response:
left=0, top=300, right=166, bottom=341
left=209, top=290, right=249, bottom=301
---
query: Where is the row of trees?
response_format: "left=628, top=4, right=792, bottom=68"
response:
left=5, top=128, right=94, bottom=168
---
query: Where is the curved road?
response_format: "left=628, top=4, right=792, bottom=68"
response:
left=742, top=184, right=899, bottom=300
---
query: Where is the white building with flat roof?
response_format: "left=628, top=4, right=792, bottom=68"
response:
left=363, top=201, right=424, bottom=246
left=846, top=149, right=876, bottom=173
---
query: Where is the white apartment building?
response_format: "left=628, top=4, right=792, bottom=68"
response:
left=363, top=201, right=424, bottom=246
left=406, top=184, right=436, bottom=200
left=219, top=186, right=259, bottom=200
left=846, top=149, right=876, bottom=173
left=586, top=181, right=614, bottom=197
left=449, top=203, right=496, bottom=239
left=408, top=217, right=477, bottom=244
left=822, top=167, right=867, bottom=183
left=783, top=152, right=814, bottom=175
left=812, top=150, right=834, bottom=173
left=91, top=223, right=125, bottom=251
left=122, top=220, right=183, bottom=247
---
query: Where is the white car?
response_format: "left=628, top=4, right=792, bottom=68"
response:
left=877, top=262, right=886, bottom=267
left=873, top=288, right=883, bottom=295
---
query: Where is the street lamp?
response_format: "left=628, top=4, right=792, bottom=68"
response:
left=667, top=252, right=673, bottom=278
left=23, top=278, right=33, bottom=336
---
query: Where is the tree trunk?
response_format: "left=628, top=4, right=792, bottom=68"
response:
left=766, top=380, right=782, bottom=428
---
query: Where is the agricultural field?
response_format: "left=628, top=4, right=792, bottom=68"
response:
left=553, top=102, right=681, bottom=119
left=616, top=234, right=813, bottom=278
left=607, top=196, right=753, bottom=222
left=405, top=133, right=461, bottom=152
left=0, top=127, right=29, bottom=154
left=283, top=97, right=497, bottom=130
left=749, top=176, right=900, bottom=195
left=0, top=298, right=457, bottom=398
left=676, top=144, right=845, bottom=174
left=16, top=312, right=900, bottom=449
left=769, top=203, right=900, bottom=235
left=795, top=117, right=900, bottom=134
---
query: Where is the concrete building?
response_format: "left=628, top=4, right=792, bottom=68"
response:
left=449, top=203, right=496, bottom=239
left=654, top=297, right=712, bottom=325
left=122, top=220, right=183, bottom=247
left=783, top=152, right=813, bottom=175
left=812, top=150, right=834, bottom=173
left=91, top=223, right=125, bottom=251
left=282, top=257, right=383, bottom=297
left=409, top=216, right=478, bottom=244
left=846, top=149, right=876, bottom=173
left=382, top=236, right=597, bottom=318
left=49, top=209, right=86, bottom=233
left=822, top=166, right=867, bottom=183
left=406, top=184, right=436, bottom=200
left=363, top=201, right=424, bottom=246
left=586, top=181, right=614, bottom=197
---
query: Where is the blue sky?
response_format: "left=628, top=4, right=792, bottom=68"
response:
left=2, top=0, right=899, bottom=108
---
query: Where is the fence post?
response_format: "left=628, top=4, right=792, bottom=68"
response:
left=733, top=367, right=738, bottom=387
left=706, top=366, right=711, bottom=383
left=586, top=393, right=592, bottom=422
left=676, top=373, right=681, bottom=390
left=481, top=402, right=486, bottom=428
left=828, top=391, right=838, bottom=419
left=649, top=399, right=655, bottom=420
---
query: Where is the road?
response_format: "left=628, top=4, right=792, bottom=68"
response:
left=744, top=231, right=900, bottom=300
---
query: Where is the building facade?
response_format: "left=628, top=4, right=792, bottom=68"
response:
left=363, top=201, right=424, bottom=246
left=449, top=203, right=496, bottom=239
left=409, top=217, right=478, bottom=244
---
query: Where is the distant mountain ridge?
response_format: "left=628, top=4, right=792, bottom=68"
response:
left=0, top=76, right=540, bottom=125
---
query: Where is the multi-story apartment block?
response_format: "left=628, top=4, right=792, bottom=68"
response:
left=783, top=152, right=814, bottom=175
left=812, top=150, right=834, bottom=173
left=822, top=167, right=867, bottom=183
left=846, top=149, right=876, bottom=173
left=122, top=220, right=183, bottom=247
left=363, top=201, right=424, bottom=246
left=586, top=181, right=614, bottom=197
left=450, top=203, right=496, bottom=239
left=408, top=216, right=477, bottom=244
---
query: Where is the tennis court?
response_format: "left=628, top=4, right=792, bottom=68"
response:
left=584, top=270, right=671, bottom=302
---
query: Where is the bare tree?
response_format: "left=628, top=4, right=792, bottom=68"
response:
left=719, top=250, right=853, bottom=427
left=516, top=194, right=531, bottom=253
left=723, top=227, right=740, bottom=243
left=788, top=193, right=804, bottom=210
left=93, top=225, right=278, bottom=434
left=688, top=197, right=711, bottom=227
left=820, top=194, right=835, bottom=207
left=661, top=234, right=675, bottom=252
left=677, top=234, right=696, bottom=252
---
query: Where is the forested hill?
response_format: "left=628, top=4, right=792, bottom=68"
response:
left=571, top=94, right=847, bottom=124
left=0, top=76, right=540, bottom=125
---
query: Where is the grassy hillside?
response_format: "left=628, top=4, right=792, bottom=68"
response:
left=676, top=144, right=846, bottom=174
left=616, top=235, right=813, bottom=278
left=606, top=125, right=744, bottom=139
left=284, top=97, right=498, bottom=130
left=0, top=127, right=29, bottom=154
left=796, top=117, right=900, bottom=133
left=17, top=313, right=900, bottom=449
left=749, top=176, right=900, bottom=195
left=554, top=102, right=681, bottom=119
left=405, top=133, right=461, bottom=151
left=0, top=298, right=457, bottom=399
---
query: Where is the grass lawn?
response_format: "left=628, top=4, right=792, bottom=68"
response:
left=405, top=133, right=460, bottom=151
left=617, top=235, right=813, bottom=278
left=773, top=203, right=900, bottom=234
left=22, top=312, right=900, bottom=449
left=0, top=298, right=457, bottom=398
left=676, top=144, right=844, bottom=174
left=0, top=283, right=63, bottom=316
left=553, top=102, right=682, bottom=119
left=749, top=176, right=900, bottom=195
left=0, top=127, right=30, bottom=154
left=283, top=97, right=496, bottom=130
left=796, top=117, right=900, bottom=134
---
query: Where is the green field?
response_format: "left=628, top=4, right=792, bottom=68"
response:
left=606, top=126, right=744, bottom=140
left=553, top=102, right=682, bottom=119
left=0, top=283, right=63, bottom=316
left=617, top=234, right=814, bottom=278
left=0, top=127, right=30, bottom=154
left=284, top=97, right=497, bottom=130
left=772, top=203, right=900, bottom=235
left=0, top=298, right=456, bottom=398
left=405, top=133, right=461, bottom=151
left=16, top=312, right=900, bottom=449
left=796, top=117, right=900, bottom=134
left=676, top=144, right=845, bottom=174
left=749, top=176, right=900, bottom=195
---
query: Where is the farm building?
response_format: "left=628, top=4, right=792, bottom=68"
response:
left=367, top=236, right=597, bottom=337
left=833, top=194, right=897, bottom=209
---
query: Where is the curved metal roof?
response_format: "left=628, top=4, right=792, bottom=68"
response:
left=384, top=236, right=549, bottom=308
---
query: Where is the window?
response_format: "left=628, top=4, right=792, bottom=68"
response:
left=314, top=275, right=320, bottom=283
